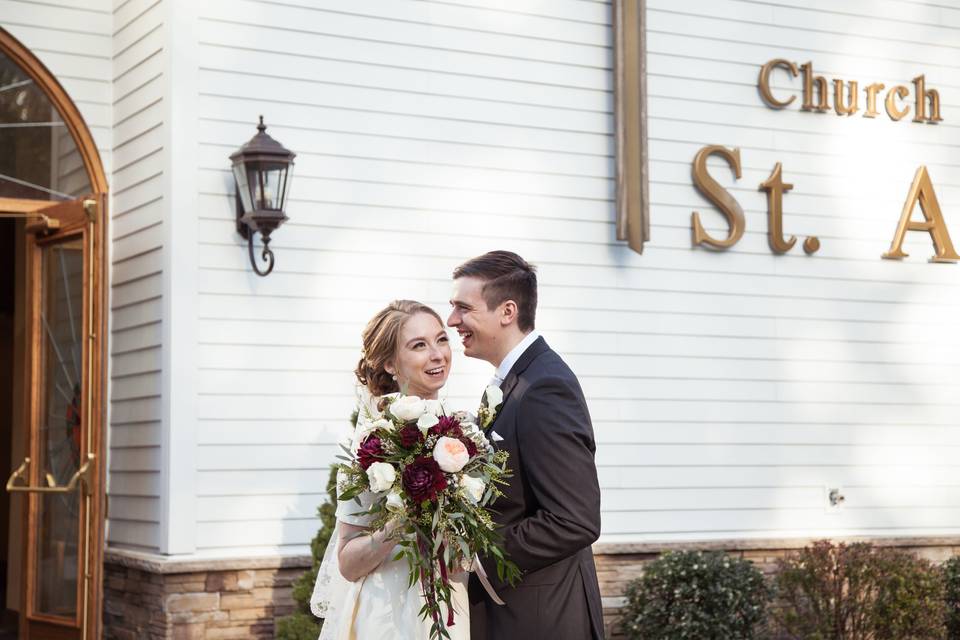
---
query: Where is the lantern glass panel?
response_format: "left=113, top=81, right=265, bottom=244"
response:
left=248, top=162, right=287, bottom=211
left=279, top=163, right=294, bottom=210
left=233, top=161, right=253, bottom=213
left=246, top=164, right=262, bottom=210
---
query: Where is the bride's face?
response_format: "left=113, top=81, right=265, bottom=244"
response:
left=386, top=312, right=452, bottom=399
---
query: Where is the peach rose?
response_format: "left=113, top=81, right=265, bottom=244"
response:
left=432, top=436, right=469, bottom=473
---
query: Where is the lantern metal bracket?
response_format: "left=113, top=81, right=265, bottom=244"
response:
left=247, top=232, right=275, bottom=277
left=235, top=192, right=279, bottom=277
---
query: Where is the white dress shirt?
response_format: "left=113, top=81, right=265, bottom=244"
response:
left=490, top=330, right=540, bottom=388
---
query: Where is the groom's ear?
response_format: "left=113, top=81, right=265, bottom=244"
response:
left=498, top=300, right=519, bottom=327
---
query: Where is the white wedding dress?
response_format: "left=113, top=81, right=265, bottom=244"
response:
left=311, top=390, right=470, bottom=640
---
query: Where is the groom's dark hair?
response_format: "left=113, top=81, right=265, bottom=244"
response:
left=453, top=251, right=538, bottom=332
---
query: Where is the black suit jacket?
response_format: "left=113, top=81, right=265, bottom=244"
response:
left=469, top=337, right=604, bottom=640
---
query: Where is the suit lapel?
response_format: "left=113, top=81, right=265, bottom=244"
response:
left=485, top=337, right=549, bottom=434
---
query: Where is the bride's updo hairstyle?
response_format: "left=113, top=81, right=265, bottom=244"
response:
left=355, top=300, right=444, bottom=397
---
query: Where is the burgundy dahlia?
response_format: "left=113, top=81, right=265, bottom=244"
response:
left=357, top=435, right=385, bottom=470
left=398, top=424, right=423, bottom=449
left=460, top=437, right=478, bottom=458
left=429, top=415, right=463, bottom=439
left=402, top=456, right=447, bottom=503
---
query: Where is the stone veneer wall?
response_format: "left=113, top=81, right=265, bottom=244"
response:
left=104, top=538, right=960, bottom=639
left=103, top=551, right=309, bottom=640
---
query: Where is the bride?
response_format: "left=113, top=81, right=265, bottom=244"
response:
left=311, top=300, right=471, bottom=640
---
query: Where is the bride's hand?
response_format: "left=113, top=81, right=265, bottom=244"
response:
left=443, top=551, right=473, bottom=580
left=382, top=516, right=409, bottom=542
left=337, top=521, right=402, bottom=582
left=449, top=555, right=471, bottom=582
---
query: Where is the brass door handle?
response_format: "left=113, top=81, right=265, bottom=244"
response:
left=6, top=454, right=94, bottom=495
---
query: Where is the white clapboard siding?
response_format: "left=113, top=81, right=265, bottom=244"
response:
left=169, top=0, right=960, bottom=557
left=105, top=0, right=166, bottom=553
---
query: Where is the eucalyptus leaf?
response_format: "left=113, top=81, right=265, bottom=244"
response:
left=457, top=536, right=470, bottom=563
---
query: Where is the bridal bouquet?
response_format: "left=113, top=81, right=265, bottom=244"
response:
left=336, top=388, right=520, bottom=639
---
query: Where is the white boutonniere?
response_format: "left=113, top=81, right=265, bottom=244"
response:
left=478, top=384, right=503, bottom=430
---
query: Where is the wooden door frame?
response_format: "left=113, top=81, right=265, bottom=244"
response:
left=22, top=211, right=80, bottom=637
left=1, top=28, right=108, bottom=640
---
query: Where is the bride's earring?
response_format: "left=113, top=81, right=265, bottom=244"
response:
left=392, top=375, right=398, bottom=381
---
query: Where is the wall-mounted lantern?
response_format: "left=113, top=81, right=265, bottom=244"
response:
left=230, top=116, right=296, bottom=276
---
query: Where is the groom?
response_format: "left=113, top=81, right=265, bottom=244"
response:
left=448, top=251, right=604, bottom=640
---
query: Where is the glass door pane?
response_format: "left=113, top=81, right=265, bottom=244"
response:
left=33, top=237, right=83, bottom=620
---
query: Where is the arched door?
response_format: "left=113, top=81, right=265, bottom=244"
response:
left=0, top=28, right=107, bottom=640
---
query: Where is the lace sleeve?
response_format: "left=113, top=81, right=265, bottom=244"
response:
left=310, top=519, right=343, bottom=617
left=312, top=470, right=352, bottom=633
left=311, top=389, right=378, bottom=634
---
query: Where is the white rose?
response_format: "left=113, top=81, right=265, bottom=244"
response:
left=417, top=413, right=439, bottom=433
left=385, top=489, right=404, bottom=511
left=460, top=475, right=486, bottom=504
left=371, top=418, right=393, bottom=432
left=484, top=385, right=503, bottom=408
left=389, top=395, right=427, bottom=422
left=433, top=436, right=470, bottom=473
left=366, top=462, right=396, bottom=493
left=424, top=399, right=444, bottom=416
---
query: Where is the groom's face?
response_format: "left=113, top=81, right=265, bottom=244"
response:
left=448, top=276, right=501, bottom=364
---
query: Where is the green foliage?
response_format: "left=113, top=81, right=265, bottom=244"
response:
left=275, top=612, right=324, bottom=640
left=274, top=464, right=339, bottom=640
left=621, top=550, right=770, bottom=640
left=944, top=556, right=960, bottom=639
left=772, top=540, right=946, bottom=640
left=873, top=548, right=947, bottom=640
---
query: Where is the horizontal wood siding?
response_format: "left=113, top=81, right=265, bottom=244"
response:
left=107, top=0, right=165, bottom=552
left=631, top=0, right=960, bottom=542
left=181, top=0, right=960, bottom=555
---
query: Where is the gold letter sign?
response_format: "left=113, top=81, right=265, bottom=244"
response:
left=883, top=166, right=959, bottom=263
left=691, top=146, right=745, bottom=249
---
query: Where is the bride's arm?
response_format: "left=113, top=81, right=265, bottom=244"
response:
left=336, top=521, right=399, bottom=582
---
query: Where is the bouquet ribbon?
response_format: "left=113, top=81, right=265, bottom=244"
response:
left=472, top=554, right=506, bottom=606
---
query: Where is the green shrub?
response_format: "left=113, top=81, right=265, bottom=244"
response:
left=873, top=547, right=947, bottom=639
left=275, top=612, right=326, bottom=640
left=772, top=539, right=946, bottom=640
left=945, top=555, right=960, bottom=639
left=621, top=550, right=770, bottom=640
left=275, top=464, right=339, bottom=640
